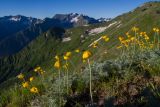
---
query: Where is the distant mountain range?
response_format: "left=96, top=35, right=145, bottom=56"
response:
left=0, top=13, right=110, bottom=56
left=0, top=15, right=42, bottom=41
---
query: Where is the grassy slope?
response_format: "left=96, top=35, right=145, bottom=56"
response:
left=1, top=1, right=160, bottom=87
left=0, top=1, right=160, bottom=106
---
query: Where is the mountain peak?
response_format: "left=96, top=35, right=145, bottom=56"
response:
left=52, top=13, right=100, bottom=26
left=9, top=15, right=23, bottom=21
left=97, top=18, right=111, bottom=22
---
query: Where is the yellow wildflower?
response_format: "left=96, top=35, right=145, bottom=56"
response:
left=30, top=87, right=38, bottom=93
left=144, top=35, right=149, bottom=40
left=66, top=52, right=71, bottom=57
left=34, top=66, right=41, bottom=72
left=124, top=43, right=129, bottom=48
left=63, top=52, right=72, bottom=60
left=125, top=39, right=130, bottom=43
left=82, top=51, right=91, bottom=60
left=29, top=77, right=34, bottom=82
left=102, top=35, right=109, bottom=42
left=156, top=28, right=159, bottom=33
left=75, top=49, right=80, bottom=53
left=102, top=35, right=107, bottom=39
left=132, top=26, right=139, bottom=32
left=153, top=28, right=159, bottom=33
left=83, top=60, right=86, bottom=63
left=127, top=35, right=131, bottom=38
left=116, top=45, right=123, bottom=49
left=92, top=45, right=97, bottom=48
left=55, top=55, right=59, bottom=61
left=54, top=60, right=61, bottom=69
left=40, top=71, right=45, bottom=75
left=22, top=82, right=29, bottom=88
left=126, top=32, right=129, bottom=36
left=153, top=28, right=157, bottom=31
left=104, top=38, right=109, bottom=42
left=140, top=32, right=143, bottom=36
left=63, top=63, right=68, bottom=69
left=34, top=68, right=38, bottom=72
left=118, top=36, right=124, bottom=42
left=143, top=32, right=147, bottom=35
left=17, top=73, right=24, bottom=79
left=92, top=42, right=98, bottom=48
left=63, top=56, right=69, bottom=60
left=150, top=44, right=154, bottom=49
left=130, top=37, right=135, bottom=41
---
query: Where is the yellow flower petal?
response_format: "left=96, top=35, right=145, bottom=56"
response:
left=17, top=73, right=24, bottom=79
left=63, top=56, right=69, bottom=60
left=29, top=77, right=34, bottom=82
left=65, top=52, right=71, bottom=57
left=104, top=38, right=109, bottom=42
left=22, top=82, right=29, bottom=88
left=54, top=61, right=61, bottom=69
left=30, top=87, right=38, bottom=93
left=75, top=49, right=80, bottom=53
left=82, top=51, right=91, bottom=59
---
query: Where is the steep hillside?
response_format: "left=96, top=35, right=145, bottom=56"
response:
left=0, top=1, right=160, bottom=84
left=0, top=13, right=101, bottom=56
left=0, top=1, right=160, bottom=107
left=0, top=27, right=66, bottom=83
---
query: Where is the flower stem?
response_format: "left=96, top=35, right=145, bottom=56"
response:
left=58, top=69, right=61, bottom=106
left=66, top=61, right=69, bottom=95
left=87, top=59, right=93, bottom=104
left=134, top=31, right=137, bottom=54
left=158, top=32, right=159, bottom=50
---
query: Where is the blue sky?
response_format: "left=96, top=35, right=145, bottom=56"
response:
left=0, top=0, right=157, bottom=19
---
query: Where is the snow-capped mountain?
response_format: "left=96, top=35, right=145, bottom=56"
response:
left=9, top=17, right=21, bottom=21
left=0, top=13, right=104, bottom=42
left=0, top=15, right=42, bottom=41
left=97, top=18, right=112, bottom=22
left=53, top=13, right=99, bottom=26
left=0, top=15, right=42, bottom=25
left=0, top=13, right=109, bottom=56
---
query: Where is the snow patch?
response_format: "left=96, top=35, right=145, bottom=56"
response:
left=89, top=27, right=107, bottom=35
left=83, top=24, right=89, bottom=27
left=71, top=16, right=79, bottom=23
left=35, top=20, right=44, bottom=24
left=106, top=21, right=119, bottom=28
left=88, top=21, right=121, bottom=35
left=116, top=23, right=122, bottom=28
left=9, top=17, right=21, bottom=21
left=70, top=13, right=78, bottom=16
left=62, top=37, right=71, bottom=42
left=98, top=18, right=111, bottom=22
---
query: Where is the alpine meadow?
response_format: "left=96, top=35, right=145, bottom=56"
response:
left=1, top=1, right=160, bottom=107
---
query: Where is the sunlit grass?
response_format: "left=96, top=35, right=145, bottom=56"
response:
left=1, top=26, right=160, bottom=106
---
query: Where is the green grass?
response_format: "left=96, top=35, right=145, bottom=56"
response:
left=1, top=1, right=160, bottom=107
